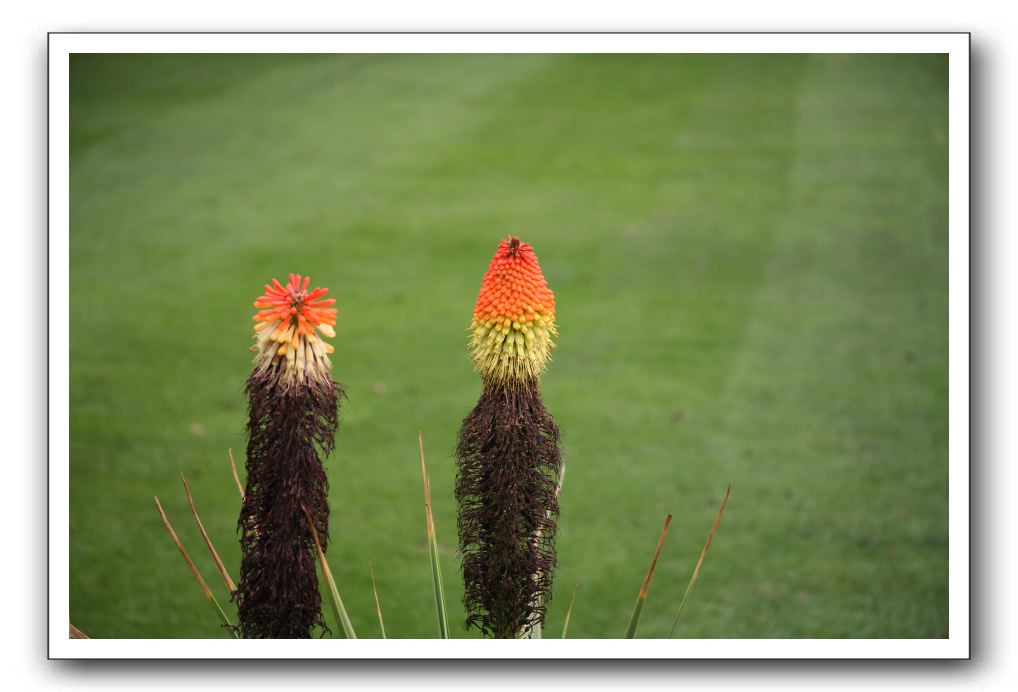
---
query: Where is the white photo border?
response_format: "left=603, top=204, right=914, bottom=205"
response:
left=48, top=31, right=970, bottom=660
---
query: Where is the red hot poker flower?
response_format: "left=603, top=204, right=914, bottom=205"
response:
left=237, top=273, right=344, bottom=639
left=251, top=274, right=338, bottom=388
left=457, top=237, right=563, bottom=638
left=469, top=237, right=557, bottom=384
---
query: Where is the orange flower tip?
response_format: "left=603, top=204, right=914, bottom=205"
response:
left=468, top=237, right=557, bottom=382
left=251, top=274, right=339, bottom=379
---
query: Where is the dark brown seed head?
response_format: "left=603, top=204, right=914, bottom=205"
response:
left=235, top=365, right=343, bottom=639
left=456, top=378, right=561, bottom=638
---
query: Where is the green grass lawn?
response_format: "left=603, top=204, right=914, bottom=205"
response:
left=69, top=53, right=949, bottom=639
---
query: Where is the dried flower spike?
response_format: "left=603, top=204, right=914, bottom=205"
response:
left=457, top=236, right=563, bottom=638
left=236, top=274, right=344, bottom=638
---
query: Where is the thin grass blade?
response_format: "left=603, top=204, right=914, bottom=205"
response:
left=668, top=485, right=731, bottom=637
left=368, top=556, right=386, bottom=639
left=180, top=471, right=236, bottom=594
left=419, top=431, right=450, bottom=639
left=69, top=624, right=90, bottom=639
left=624, top=513, right=673, bottom=638
left=561, top=581, right=578, bottom=639
left=301, top=504, right=356, bottom=639
left=154, top=496, right=239, bottom=638
left=228, top=448, right=245, bottom=500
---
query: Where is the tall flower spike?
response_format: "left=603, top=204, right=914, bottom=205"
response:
left=236, top=274, right=344, bottom=638
left=456, top=237, right=563, bottom=638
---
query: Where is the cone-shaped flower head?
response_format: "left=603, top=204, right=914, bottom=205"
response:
left=457, top=237, right=562, bottom=639
left=251, top=273, right=338, bottom=388
left=237, top=274, right=343, bottom=639
left=469, top=236, right=557, bottom=384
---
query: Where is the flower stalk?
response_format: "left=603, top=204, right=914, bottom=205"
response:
left=235, top=274, right=343, bottom=638
left=456, top=236, right=562, bottom=638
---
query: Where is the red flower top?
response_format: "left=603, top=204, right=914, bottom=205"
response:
left=251, top=274, right=337, bottom=382
left=473, top=237, right=556, bottom=328
left=469, top=237, right=557, bottom=383
left=253, top=274, right=337, bottom=333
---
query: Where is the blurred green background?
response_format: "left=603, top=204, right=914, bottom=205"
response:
left=69, top=53, right=949, bottom=639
